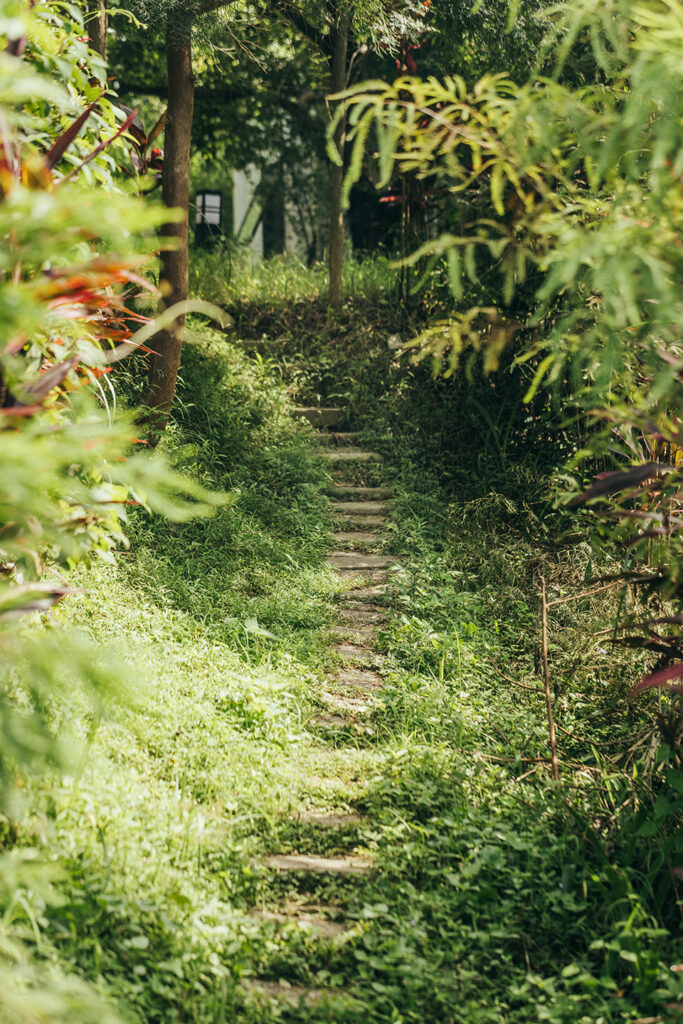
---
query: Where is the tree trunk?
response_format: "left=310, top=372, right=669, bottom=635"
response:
left=327, top=16, right=348, bottom=308
left=88, top=0, right=108, bottom=59
left=145, top=24, right=194, bottom=441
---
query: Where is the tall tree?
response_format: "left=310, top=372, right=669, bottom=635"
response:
left=87, top=0, right=109, bottom=58
left=325, top=7, right=349, bottom=306
left=145, top=14, right=195, bottom=434
left=272, top=0, right=426, bottom=305
left=124, top=0, right=239, bottom=439
left=122, top=0, right=423, bottom=436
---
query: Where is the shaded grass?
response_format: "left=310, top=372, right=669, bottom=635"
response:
left=188, top=247, right=398, bottom=312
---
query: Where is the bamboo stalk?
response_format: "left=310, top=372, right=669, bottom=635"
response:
left=541, top=576, right=561, bottom=782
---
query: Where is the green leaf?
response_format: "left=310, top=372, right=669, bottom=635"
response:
left=490, top=162, right=505, bottom=216
left=446, top=248, right=463, bottom=300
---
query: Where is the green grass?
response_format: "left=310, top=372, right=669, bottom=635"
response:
left=188, top=246, right=398, bottom=311
left=1, top=263, right=681, bottom=1024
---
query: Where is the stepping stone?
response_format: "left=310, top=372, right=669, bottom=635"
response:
left=331, top=624, right=379, bottom=644
left=249, top=908, right=349, bottom=937
left=322, top=692, right=373, bottom=714
left=334, top=513, right=387, bottom=528
left=298, top=810, right=362, bottom=826
left=321, top=448, right=379, bottom=462
left=335, top=668, right=383, bottom=690
left=327, top=552, right=396, bottom=569
left=344, top=584, right=390, bottom=601
left=338, top=607, right=387, bottom=625
left=242, top=979, right=334, bottom=1006
left=327, top=485, right=393, bottom=499
left=312, top=712, right=350, bottom=729
left=331, top=501, right=389, bottom=517
left=317, top=432, right=361, bottom=446
left=293, top=407, right=343, bottom=427
left=332, top=531, right=380, bottom=544
left=333, top=643, right=380, bottom=663
left=336, top=572, right=391, bottom=589
left=265, top=853, right=372, bottom=874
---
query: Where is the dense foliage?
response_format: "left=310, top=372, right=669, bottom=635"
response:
left=0, top=3, right=226, bottom=1013
left=335, top=0, right=683, bottom=692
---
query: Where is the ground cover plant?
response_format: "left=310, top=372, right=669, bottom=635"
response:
left=1, top=0, right=681, bottom=1020
left=6, top=255, right=674, bottom=1022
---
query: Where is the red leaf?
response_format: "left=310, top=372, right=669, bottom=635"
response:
left=45, top=91, right=105, bottom=170
left=22, top=356, right=80, bottom=400
left=629, top=663, right=683, bottom=697
left=0, top=583, right=75, bottom=620
left=62, top=109, right=139, bottom=183
left=0, top=404, right=43, bottom=417
left=624, top=525, right=682, bottom=547
left=573, top=463, right=675, bottom=505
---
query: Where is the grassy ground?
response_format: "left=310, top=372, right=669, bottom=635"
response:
left=2, top=254, right=681, bottom=1023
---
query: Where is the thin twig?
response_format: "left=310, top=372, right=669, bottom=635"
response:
left=486, top=658, right=541, bottom=692
left=471, top=752, right=553, bottom=766
left=513, top=766, right=539, bottom=784
left=470, top=750, right=603, bottom=775
left=547, top=579, right=624, bottom=607
left=556, top=723, right=619, bottom=749
left=541, top=576, right=561, bottom=782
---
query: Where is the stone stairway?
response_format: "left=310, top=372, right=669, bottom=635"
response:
left=243, top=404, right=397, bottom=1010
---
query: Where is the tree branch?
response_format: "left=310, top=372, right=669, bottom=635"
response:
left=266, top=0, right=330, bottom=54
left=198, top=0, right=239, bottom=14
left=117, top=82, right=254, bottom=102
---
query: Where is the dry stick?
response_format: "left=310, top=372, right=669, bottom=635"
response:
left=541, top=576, right=561, bottom=782
left=472, top=751, right=603, bottom=775
left=472, top=752, right=553, bottom=766
left=556, top=722, right=618, bottom=749
left=487, top=659, right=541, bottom=692
left=546, top=579, right=624, bottom=607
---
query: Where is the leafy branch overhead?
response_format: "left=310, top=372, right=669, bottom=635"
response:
left=331, top=0, right=683, bottom=691
left=0, top=0, right=228, bottom=820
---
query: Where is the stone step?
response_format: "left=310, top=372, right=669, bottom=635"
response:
left=341, top=584, right=392, bottom=602
left=293, top=406, right=343, bottom=427
left=298, top=809, right=362, bottom=826
left=316, top=432, right=361, bottom=446
left=321, top=448, right=379, bottom=463
left=334, top=513, right=387, bottom=528
left=313, top=712, right=350, bottom=729
left=327, top=552, right=397, bottom=569
left=242, top=979, right=336, bottom=1006
left=327, top=485, right=393, bottom=500
left=322, top=691, right=374, bottom=714
left=333, top=643, right=382, bottom=664
left=331, top=501, right=389, bottom=518
left=338, top=607, right=387, bottom=625
left=343, top=584, right=390, bottom=601
left=312, top=712, right=351, bottom=729
left=335, top=668, right=383, bottom=690
left=264, top=853, right=372, bottom=875
left=332, top=531, right=380, bottom=544
left=331, top=624, right=379, bottom=644
left=338, top=572, right=392, bottom=589
left=249, top=908, right=349, bottom=937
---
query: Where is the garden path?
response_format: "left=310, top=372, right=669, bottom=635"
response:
left=245, top=405, right=401, bottom=1009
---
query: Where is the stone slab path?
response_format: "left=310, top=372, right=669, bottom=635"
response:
left=245, top=405, right=398, bottom=1008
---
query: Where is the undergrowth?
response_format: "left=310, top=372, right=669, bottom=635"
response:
left=1, top=257, right=680, bottom=1023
